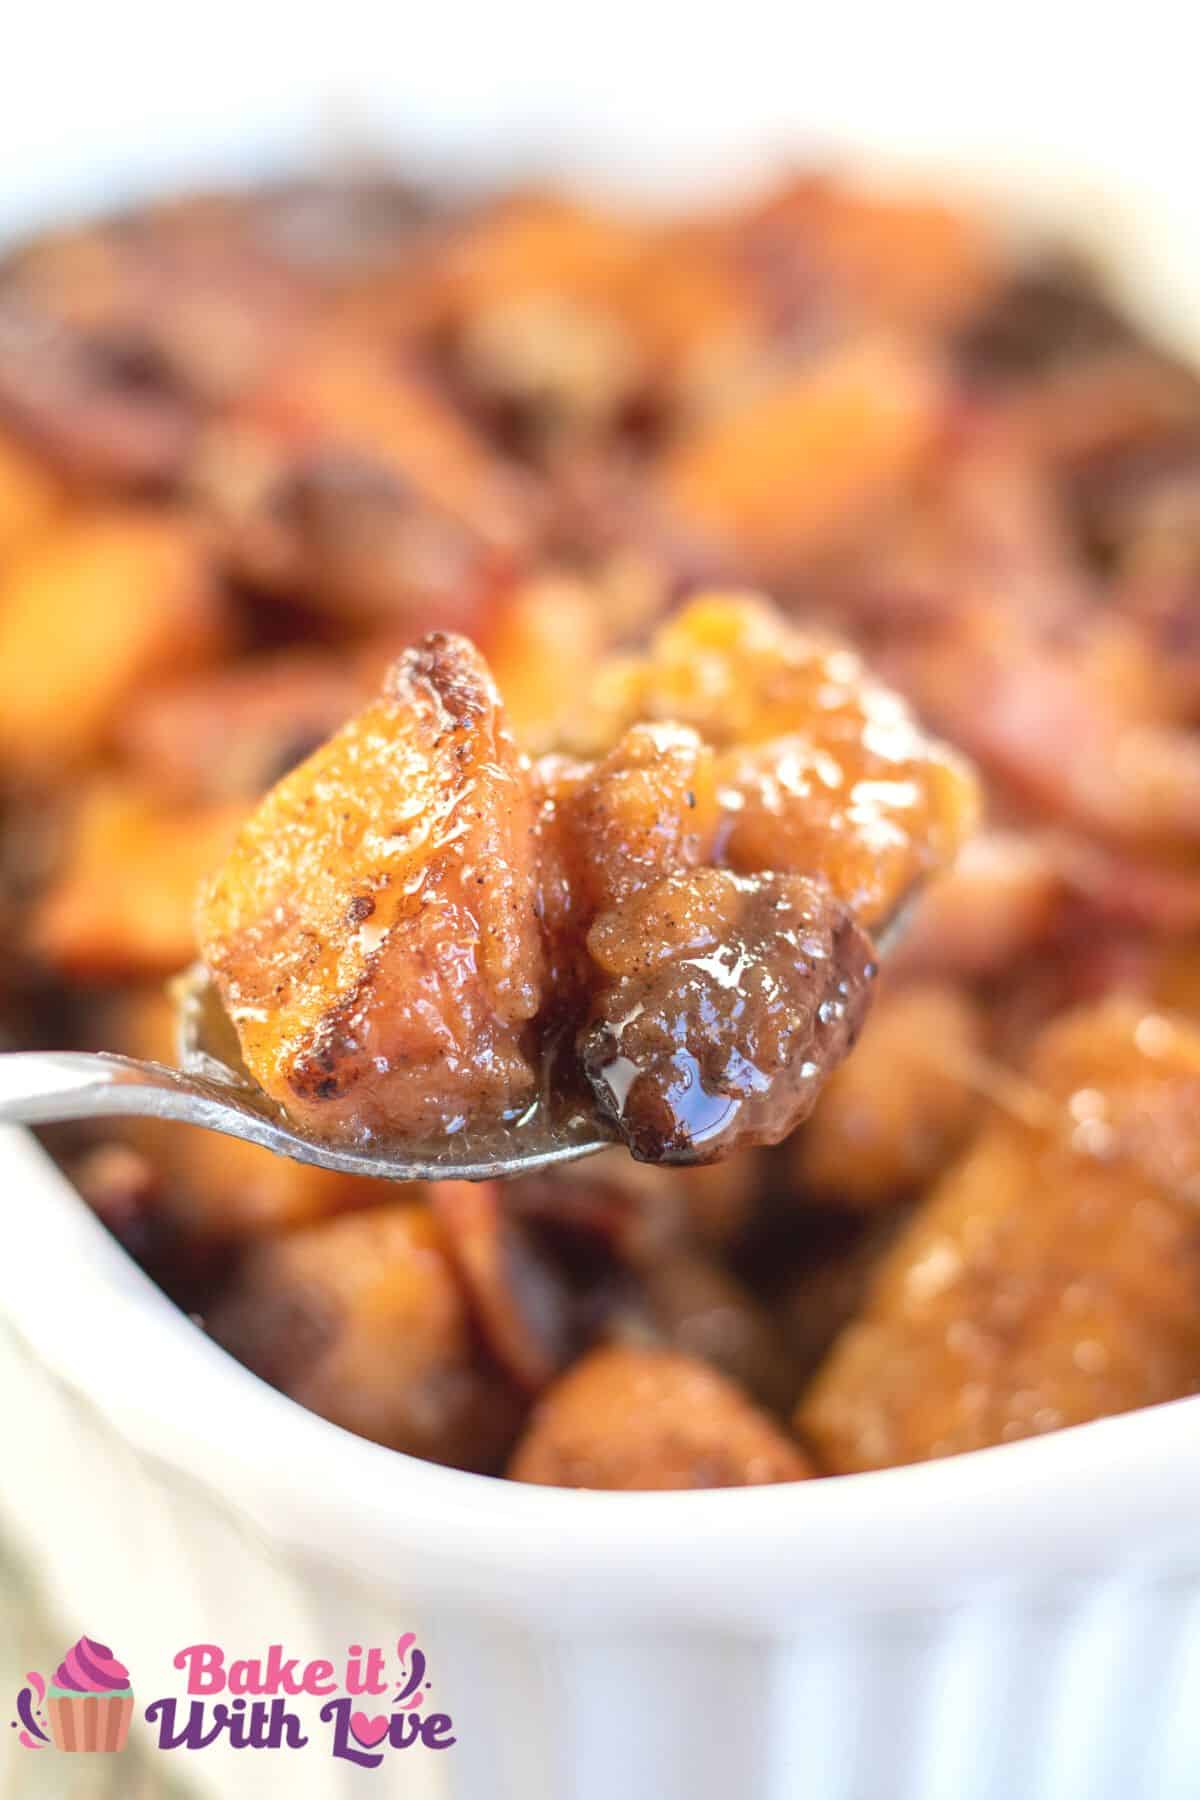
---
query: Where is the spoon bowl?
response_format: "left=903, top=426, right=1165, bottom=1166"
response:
left=0, top=964, right=613, bottom=1182
left=0, top=898, right=913, bottom=1180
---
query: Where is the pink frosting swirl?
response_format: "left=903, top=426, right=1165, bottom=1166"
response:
left=52, top=1637, right=131, bottom=1693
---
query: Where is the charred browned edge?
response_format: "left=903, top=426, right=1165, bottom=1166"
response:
left=288, top=984, right=371, bottom=1105
left=390, top=629, right=497, bottom=731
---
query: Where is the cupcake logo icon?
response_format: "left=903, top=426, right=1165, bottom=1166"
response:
left=12, top=1637, right=134, bottom=1753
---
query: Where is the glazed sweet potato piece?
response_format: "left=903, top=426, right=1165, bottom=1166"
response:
left=0, top=280, right=200, bottom=486
left=794, top=980, right=985, bottom=1207
left=0, top=197, right=314, bottom=482
left=799, top=1001, right=1200, bottom=1470
left=202, top=594, right=975, bottom=1160
left=566, top=594, right=979, bottom=929
left=480, top=572, right=610, bottom=752
left=206, top=1203, right=524, bottom=1470
left=508, top=1344, right=810, bottom=1489
left=195, top=331, right=534, bottom=629
left=198, top=632, right=546, bottom=1145
left=733, top=175, right=999, bottom=333
left=543, top=721, right=721, bottom=920
left=32, top=781, right=244, bottom=981
left=580, top=868, right=876, bottom=1163
left=890, top=833, right=1065, bottom=981
left=116, top=652, right=364, bottom=803
left=423, top=193, right=646, bottom=322
left=0, top=509, right=228, bottom=774
left=633, top=1247, right=796, bottom=1412
left=657, top=338, right=942, bottom=572
left=0, top=428, right=59, bottom=558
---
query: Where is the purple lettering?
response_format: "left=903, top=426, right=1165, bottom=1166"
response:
left=422, top=1713, right=457, bottom=1750
left=145, top=1699, right=227, bottom=1750
left=320, top=1697, right=385, bottom=1772
left=390, top=1711, right=422, bottom=1750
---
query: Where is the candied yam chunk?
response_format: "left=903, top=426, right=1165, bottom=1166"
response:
left=206, top=1203, right=524, bottom=1470
left=193, top=328, right=538, bottom=632
left=115, top=651, right=364, bottom=804
left=480, top=572, right=610, bottom=753
left=195, top=435, right=513, bottom=636
left=799, top=1002, right=1200, bottom=1471
left=198, top=631, right=546, bottom=1145
left=214, top=330, right=533, bottom=542
left=455, top=291, right=647, bottom=446
left=734, top=175, right=999, bottom=332
left=0, top=428, right=60, bottom=558
left=794, top=979, right=985, bottom=1206
left=891, top=832, right=1064, bottom=980
left=508, top=1344, right=811, bottom=1489
left=200, top=593, right=975, bottom=1161
left=428, top=193, right=646, bottom=317
left=581, top=869, right=875, bottom=1163
left=569, top=594, right=979, bottom=928
left=545, top=721, right=720, bottom=918
left=32, top=782, right=244, bottom=981
left=657, top=338, right=941, bottom=569
left=634, top=1245, right=794, bottom=1410
left=0, top=282, right=199, bottom=485
left=0, top=509, right=228, bottom=774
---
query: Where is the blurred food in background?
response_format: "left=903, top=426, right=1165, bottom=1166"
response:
left=6, top=169, right=1200, bottom=1485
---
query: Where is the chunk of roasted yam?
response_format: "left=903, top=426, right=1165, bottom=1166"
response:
left=201, top=594, right=975, bottom=1159
left=0, top=428, right=59, bottom=557
left=508, top=1344, right=811, bottom=1489
left=657, top=338, right=942, bottom=573
left=33, top=781, right=244, bottom=981
left=0, top=510, right=229, bottom=775
left=206, top=1203, right=524, bottom=1469
left=198, top=631, right=546, bottom=1145
left=117, top=652, right=364, bottom=804
left=566, top=594, right=978, bottom=928
left=793, top=979, right=985, bottom=1207
left=193, top=334, right=535, bottom=631
left=799, top=1001, right=1200, bottom=1470
left=580, top=869, right=875, bottom=1163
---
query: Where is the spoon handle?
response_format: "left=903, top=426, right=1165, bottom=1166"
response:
left=0, top=1049, right=601, bottom=1182
left=0, top=1049, right=250, bottom=1129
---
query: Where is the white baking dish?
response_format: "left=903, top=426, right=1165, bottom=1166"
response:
left=4, top=11, right=1200, bottom=1792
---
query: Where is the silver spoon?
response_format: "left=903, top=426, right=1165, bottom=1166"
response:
left=0, top=902, right=910, bottom=1181
left=0, top=964, right=610, bottom=1181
